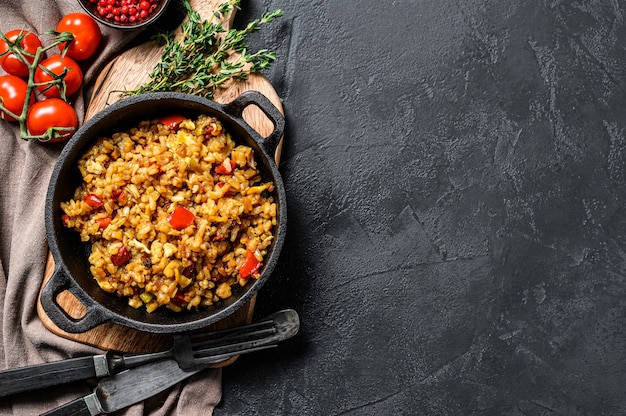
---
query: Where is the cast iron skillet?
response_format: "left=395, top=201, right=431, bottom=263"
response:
left=40, top=91, right=286, bottom=334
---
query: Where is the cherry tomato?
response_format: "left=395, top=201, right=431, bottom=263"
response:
left=26, top=98, right=78, bottom=142
left=0, top=75, right=34, bottom=122
left=34, top=55, right=83, bottom=98
left=0, top=30, right=42, bottom=78
left=56, top=13, right=102, bottom=61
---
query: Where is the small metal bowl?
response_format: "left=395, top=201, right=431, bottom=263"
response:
left=77, top=0, right=173, bottom=30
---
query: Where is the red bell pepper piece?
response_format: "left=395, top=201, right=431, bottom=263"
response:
left=214, top=159, right=237, bottom=175
left=95, top=216, right=112, bottom=229
left=160, top=114, right=186, bottom=131
left=111, top=245, right=131, bottom=266
left=83, top=193, right=103, bottom=208
left=182, top=264, right=197, bottom=278
left=171, top=292, right=187, bottom=306
left=203, top=125, right=214, bottom=138
left=167, top=206, right=195, bottom=230
left=239, top=250, right=262, bottom=279
left=111, top=188, right=125, bottom=204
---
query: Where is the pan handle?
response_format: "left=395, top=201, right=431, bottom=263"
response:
left=40, top=266, right=111, bottom=333
left=224, top=90, right=285, bottom=156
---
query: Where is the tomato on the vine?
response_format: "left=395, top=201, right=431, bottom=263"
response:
left=0, top=75, right=34, bottom=122
left=56, top=13, right=102, bottom=61
left=34, top=55, right=83, bottom=98
left=0, top=30, right=43, bottom=78
left=26, top=98, right=78, bottom=142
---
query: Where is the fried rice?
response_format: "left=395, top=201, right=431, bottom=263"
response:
left=60, top=114, right=277, bottom=313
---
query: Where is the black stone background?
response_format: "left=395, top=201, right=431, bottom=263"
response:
left=215, top=1, right=626, bottom=415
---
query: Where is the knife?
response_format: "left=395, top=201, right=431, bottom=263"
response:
left=40, top=358, right=203, bottom=416
left=0, top=353, right=115, bottom=398
left=1, top=309, right=298, bottom=398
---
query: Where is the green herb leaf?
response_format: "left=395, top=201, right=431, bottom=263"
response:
left=121, top=0, right=282, bottom=100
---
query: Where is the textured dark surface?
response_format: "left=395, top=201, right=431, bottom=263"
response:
left=216, top=1, right=626, bottom=415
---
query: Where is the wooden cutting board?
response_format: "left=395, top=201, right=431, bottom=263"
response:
left=36, top=0, right=284, bottom=363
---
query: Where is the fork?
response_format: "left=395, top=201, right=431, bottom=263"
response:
left=119, top=308, right=299, bottom=370
left=0, top=309, right=299, bottom=398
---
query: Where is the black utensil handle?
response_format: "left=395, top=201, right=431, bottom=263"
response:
left=224, top=90, right=285, bottom=156
left=0, top=355, right=103, bottom=398
left=39, top=266, right=110, bottom=333
left=40, top=393, right=102, bottom=416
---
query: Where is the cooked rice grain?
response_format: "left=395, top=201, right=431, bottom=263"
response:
left=60, top=114, right=277, bottom=313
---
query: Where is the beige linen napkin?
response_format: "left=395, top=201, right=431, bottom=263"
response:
left=0, top=1, right=221, bottom=414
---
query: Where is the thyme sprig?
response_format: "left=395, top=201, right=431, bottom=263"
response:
left=122, top=0, right=282, bottom=99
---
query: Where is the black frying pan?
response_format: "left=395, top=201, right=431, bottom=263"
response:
left=40, top=91, right=286, bottom=334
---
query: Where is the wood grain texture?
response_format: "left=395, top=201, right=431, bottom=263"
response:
left=36, top=0, right=283, bottom=361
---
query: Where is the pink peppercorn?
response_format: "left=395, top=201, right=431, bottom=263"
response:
left=93, top=0, right=160, bottom=24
